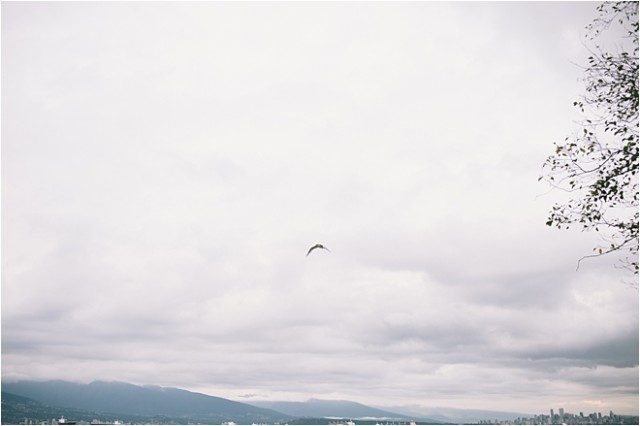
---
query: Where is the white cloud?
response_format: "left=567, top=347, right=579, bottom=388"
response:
left=2, top=0, right=637, bottom=416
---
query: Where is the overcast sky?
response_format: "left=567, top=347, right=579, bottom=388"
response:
left=2, top=1, right=638, bottom=416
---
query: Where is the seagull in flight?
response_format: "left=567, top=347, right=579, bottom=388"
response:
left=306, top=243, right=330, bottom=256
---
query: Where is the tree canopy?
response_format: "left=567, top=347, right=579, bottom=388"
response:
left=541, top=1, right=639, bottom=274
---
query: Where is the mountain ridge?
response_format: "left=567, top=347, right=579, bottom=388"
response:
left=2, top=380, right=535, bottom=424
left=250, top=399, right=427, bottom=421
left=1, top=391, right=194, bottom=425
left=2, top=380, right=290, bottom=424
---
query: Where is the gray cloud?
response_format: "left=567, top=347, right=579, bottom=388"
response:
left=527, top=329, right=640, bottom=369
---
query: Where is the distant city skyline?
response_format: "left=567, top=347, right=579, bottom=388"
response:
left=480, top=407, right=639, bottom=425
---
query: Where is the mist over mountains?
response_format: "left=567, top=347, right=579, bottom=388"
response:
left=250, top=399, right=410, bottom=420
left=2, top=380, right=530, bottom=424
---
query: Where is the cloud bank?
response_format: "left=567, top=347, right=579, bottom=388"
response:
left=2, top=1, right=637, bottom=415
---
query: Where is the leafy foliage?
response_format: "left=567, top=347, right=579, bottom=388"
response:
left=541, top=1, right=639, bottom=274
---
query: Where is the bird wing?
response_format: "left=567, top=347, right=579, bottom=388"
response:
left=307, top=244, right=330, bottom=256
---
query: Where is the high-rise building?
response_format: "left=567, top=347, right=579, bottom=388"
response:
left=559, top=408, right=564, bottom=418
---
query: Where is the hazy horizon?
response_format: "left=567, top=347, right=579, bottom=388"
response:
left=2, top=1, right=638, bottom=416
left=5, top=378, right=637, bottom=421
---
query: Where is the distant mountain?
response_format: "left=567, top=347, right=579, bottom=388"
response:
left=251, top=399, right=440, bottom=423
left=380, top=404, right=532, bottom=424
left=1, top=392, right=46, bottom=424
left=1, top=391, right=185, bottom=425
left=2, top=380, right=291, bottom=424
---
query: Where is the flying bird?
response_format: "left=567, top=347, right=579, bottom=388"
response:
left=306, top=243, right=330, bottom=256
